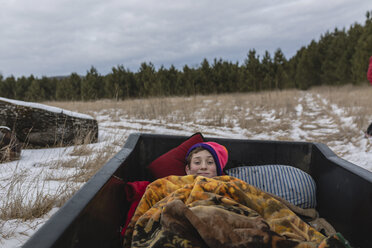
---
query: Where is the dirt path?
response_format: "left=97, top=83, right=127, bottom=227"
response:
left=293, top=92, right=371, bottom=167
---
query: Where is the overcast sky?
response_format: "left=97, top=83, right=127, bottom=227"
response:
left=0, top=0, right=370, bottom=78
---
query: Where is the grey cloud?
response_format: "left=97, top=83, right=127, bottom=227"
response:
left=0, top=0, right=370, bottom=77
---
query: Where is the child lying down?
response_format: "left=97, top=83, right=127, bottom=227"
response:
left=123, top=142, right=351, bottom=248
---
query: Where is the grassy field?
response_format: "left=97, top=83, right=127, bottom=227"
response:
left=46, top=84, right=372, bottom=143
left=1, top=84, right=372, bottom=246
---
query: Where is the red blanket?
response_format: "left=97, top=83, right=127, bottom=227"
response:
left=121, top=181, right=150, bottom=236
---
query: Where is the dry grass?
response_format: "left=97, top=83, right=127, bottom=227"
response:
left=45, top=85, right=371, bottom=142
left=43, top=84, right=372, bottom=150
left=67, top=145, right=118, bottom=183
left=2, top=84, right=370, bottom=224
left=44, top=85, right=369, bottom=117
left=0, top=128, right=120, bottom=225
left=308, top=84, right=372, bottom=145
left=0, top=167, right=69, bottom=221
left=45, top=89, right=301, bottom=131
left=312, top=84, right=372, bottom=130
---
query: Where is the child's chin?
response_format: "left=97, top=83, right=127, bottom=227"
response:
left=197, top=173, right=211, bottom=177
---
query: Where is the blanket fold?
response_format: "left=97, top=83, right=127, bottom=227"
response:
left=123, top=175, right=349, bottom=248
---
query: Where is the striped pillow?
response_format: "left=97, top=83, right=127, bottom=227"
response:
left=226, top=165, right=316, bottom=208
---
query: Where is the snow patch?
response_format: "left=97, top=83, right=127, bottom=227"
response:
left=0, top=97, right=94, bottom=120
left=1, top=92, right=372, bottom=247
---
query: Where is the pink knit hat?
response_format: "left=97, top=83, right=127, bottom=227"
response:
left=186, top=142, right=228, bottom=176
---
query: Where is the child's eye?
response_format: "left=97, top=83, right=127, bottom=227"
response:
left=208, top=161, right=214, bottom=165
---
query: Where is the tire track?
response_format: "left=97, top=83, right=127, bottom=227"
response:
left=293, top=92, right=371, bottom=169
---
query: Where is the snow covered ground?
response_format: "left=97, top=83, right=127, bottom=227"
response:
left=1, top=92, right=372, bottom=247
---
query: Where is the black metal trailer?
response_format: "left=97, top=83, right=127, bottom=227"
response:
left=23, top=133, right=372, bottom=248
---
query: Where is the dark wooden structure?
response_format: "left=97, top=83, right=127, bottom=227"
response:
left=0, top=98, right=98, bottom=147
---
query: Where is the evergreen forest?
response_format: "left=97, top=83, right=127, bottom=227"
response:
left=1, top=11, right=372, bottom=102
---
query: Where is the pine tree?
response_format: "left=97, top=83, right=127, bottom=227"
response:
left=70, top=73, right=82, bottom=100
left=273, top=48, right=288, bottom=89
left=0, top=75, right=16, bottom=99
left=26, top=79, right=45, bottom=101
left=221, top=60, right=241, bottom=93
left=81, top=66, right=104, bottom=100
left=136, top=62, right=157, bottom=97
left=167, top=65, right=179, bottom=95
left=14, top=76, right=31, bottom=100
left=56, top=73, right=81, bottom=100
left=320, top=28, right=350, bottom=85
left=105, top=65, right=128, bottom=100
left=261, top=51, right=273, bottom=90
left=180, top=65, right=196, bottom=96
left=295, top=41, right=321, bottom=89
left=39, top=76, right=57, bottom=100
left=198, top=58, right=214, bottom=94
left=156, top=66, right=168, bottom=96
left=343, top=23, right=363, bottom=84
left=351, top=11, right=372, bottom=84
left=243, top=49, right=261, bottom=91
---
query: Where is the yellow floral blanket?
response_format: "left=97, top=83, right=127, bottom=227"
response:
left=123, top=175, right=350, bottom=248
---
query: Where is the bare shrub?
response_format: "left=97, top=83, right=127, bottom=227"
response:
left=0, top=171, right=72, bottom=221
left=70, top=145, right=117, bottom=183
left=70, top=144, right=93, bottom=157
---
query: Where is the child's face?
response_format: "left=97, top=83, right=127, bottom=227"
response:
left=186, top=150, right=217, bottom=178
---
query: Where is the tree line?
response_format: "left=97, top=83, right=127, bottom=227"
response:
left=1, top=11, right=372, bottom=102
